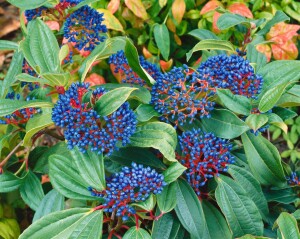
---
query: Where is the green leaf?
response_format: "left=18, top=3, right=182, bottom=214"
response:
left=217, top=89, right=251, bottom=115
left=152, top=211, right=186, bottom=239
left=132, top=194, right=156, bottom=211
left=58, top=44, right=69, bottom=64
left=153, top=24, right=170, bottom=61
left=272, top=107, right=297, bottom=121
left=245, top=114, right=268, bottom=133
left=123, top=227, right=152, bottom=239
left=94, top=87, right=137, bottom=116
left=0, top=172, right=23, bottom=193
left=41, top=72, right=70, bottom=87
left=157, top=182, right=177, bottom=213
left=258, top=60, right=300, bottom=95
left=7, top=0, right=48, bottom=10
left=0, top=51, right=23, bottom=98
left=71, top=147, right=105, bottom=191
left=0, top=218, right=20, bottom=239
left=135, top=104, right=161, bottom=122
left=217, top=13, right=250, bottom=30
left=188, top=29, right=219, bottom=40
left=49, top=154, right=100, bottom=201
left=23, top=112, right=54, bottom=146
left=0, top=99, right=53, bottom=117
left=228, top=165, right=269, bottom=220
left=162, top=162, right=186, bottom=183
left=256, top=11, right=289, bottom=36
left=107, top=147, right=166, bottom=169
left=200, top=109, right=249, bottom=139
left=129, top=122, right=177, bottom=162
left=264, top=187, right=298, bottom=204
left=186, top=39, right=235, bottom=61
left=16, top=73, right=50, bottom=85
left=274, top=212, right=300, bottom=239
left=33, top=189, right=65, bottom=222
left=215, top=175, right=263, bottom=237
left=202, top=200, right=232, bottom=239
left=175, top=178, right=207, bottom=238
left=20, top=171, right=45, bottom=211
left=241, top=132, right=286, bottom=187
left=125, top=39, right=156, bottom=85
left=79, top=37, right=126, bottom=80
left=0, top=40, right=18, bottom=51
left=20, top=208, right=103, bottom=239
left=246, top=44, right=267, bottom=73
left=258, top=82, right=290, bottom=112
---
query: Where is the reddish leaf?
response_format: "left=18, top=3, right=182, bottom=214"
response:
left=107, top=0, right=120, bottom=14
left=212, top=11, right=222, bottom=33
left=200, top=0, right=223, bottom=15
left=227, top=3, right=253, bottom=18
left=85, top=73, right=106, bottom=86
left=45, top=21, right=60, bottom=31
left=124, top=0, right=148, bottom=20
left=160, top=59, right=173, bottom=72
left=172, top=0, right=186, bottom=24
left=174, top=33, right=182, bottom=45
left=142, top=47, right=153, bottom=59
left=271, top=41, right=299, bottom=60
left=267, top=22, right=300, bottom=43
left=166, top=18, right=176, bottom=33
left=256, top=44, right=272, bottom=62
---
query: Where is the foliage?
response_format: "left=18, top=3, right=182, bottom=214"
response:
left=0, top=0, right=300, bottom=239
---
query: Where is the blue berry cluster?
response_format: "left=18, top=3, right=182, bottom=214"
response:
left=0, top=93, right=41, bottom=125
left=89, top=163, right=166, bottom=221
left=52, top=83, right=137, bottom=155
left=109, top=50, right=162, bottom=86
left=25, top=7, right=48, bottom=21
left=197, top=54, right=263, bottom=99
left=178, top=129, right=234, bottom=196
left=21, top=61, right=39, bottom=91
left=287, top=172, right=300, bottom=186
left=150, top=65, right=215, bottom=126
left=64, top=6, right=107, bottom=51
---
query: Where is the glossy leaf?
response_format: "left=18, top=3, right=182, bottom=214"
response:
left=246, top=44, right=267, bottom=72
left=97, top=9, right=124, bottom=32
left=162, top=162, right=186, bottom=183
left=123, top=227, right=152, bottom=239
left=274, top=212, right=300, bottom=239
left=200, top=1, right=223, bottom=15
left=7, top=0, right=48, bottom=10
left=33, top=189, right=65, bottom=222
left=124, top=0, right=148, bottom=20
left=94, top=87, right=137, bottom=116
left=256, top=11, right=289, bottom=36
left=245, top=114, right=268, bottom=133
left=227, top=3, right=253, bottom=18
left=172, top=0, right=186, bottom=24
left=157, top=182, right=177, bottom=213
left=153, top=24, right=170, bottom=61
left=20, top=171, right=45, bottom=211
left=217, top=13, right=250, bottom=30
left=187, top=39, right=235, bottom=61
left=215, top=175, right=263, bottom=237
left=241, top=132, right=286, bottom=187
left=135, top=104, right=161, bottom=122
left=0, top=172, right=23, bottom=193
left=131, top=194, right=156, bottom=211
left=201, top=109, right=249, bottom=139
left=175, top=179, right=207, bottom=238
left=0, top=40, right=18, bottom=51
left=188, top=29, right=219, bottom=40
left=129, top=122, right=177, bottom=162
left=20, top=208, right=103, bottom=239
left=41, top=72, right=70, bottom=87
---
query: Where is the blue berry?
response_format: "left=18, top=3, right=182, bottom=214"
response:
left=287, top=172, right=300, bottom=186
left=197, top=54, right=263, bottom=99
left=51, top=83, right=137, bottom=155
left=108, top=50, right=162, bottom=86
left=21, top=60, right=39, bottom=91
left=150, top=65, right=215, bottom=126
left=25, top=7, right=47, bottom=21
left=64, top=6, right=107, bottom=51
left=178, top=129, right=234, bottom=196
left=89, top=162, right=167, bottom=220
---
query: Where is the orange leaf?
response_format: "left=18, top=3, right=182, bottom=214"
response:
left=45, top=21, right=60, bottom=31
left=85, top=73, right=106, bottom=86
left=124, top=0, right=148, bottom=20
left=200, top=1, right=223, bottom=15
left=174, top=33, right=182, bottom=45
left=166, top=18, right=176, bottom=33
left=97, top=9, right=124, bottom=32
left=227, top=3, right=253, bottom=18
left=272, top=41, right=299, bottom=60
left=267, top=22, right=300, bottom=43
left=256, top=44, right=272, bottom=62
left=107, top=0, right=120, bottom=14
left=142, top=47, right=153, bottom=59
left=160, top=59, right=173, bottom=72
left=212, top=12, right=222, bottom=33
left=172, top=0, right=186, bottom=24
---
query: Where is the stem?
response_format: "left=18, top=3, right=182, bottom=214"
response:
left=0, top=141, right=23, bottom=170
left=134, top=214, right=140, bottom=229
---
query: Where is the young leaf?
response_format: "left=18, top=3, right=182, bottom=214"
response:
left=153, top=24, right=170, bottom=61
left=200, top=109, right=249, bottom=139
left=0, top=40, right=18, bottom=51
left=131, top=194, right=156, bottom=211
left=157, top=182, right=177, bottom=213
left=124, top=0, right=148, bottom=20
left=97, top=9, right=124, bottom=32
left=274, top=212, right=300, bottom=239
left=245, top=114, right=268, bottom=133
left=33, top=189, right=65, bottom=222
left=186, top=39, right=235, bottom=61
left=20, top=171, right=45, bottom=211
left=217, top=13, right=250, bottom=30
left=241, top=132, right=286, bottom=187
left=123, top=227, right=152, bottom=239
left=129, top=122, right=177, bottom=162
left=246, top=44, right=267, bottom=72
left=162, top=162, right=186, bottom=183
left=215, top=175, right=264, bottom=237
left=20, top=208, right=103, bottom=239
left=175, top=178, right=208, bottom=238
left=135, top=104, right=161, bottom=122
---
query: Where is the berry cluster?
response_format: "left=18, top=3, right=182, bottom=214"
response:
left=64, top=6, right=107, bottom=51
left=150, top=65, right=215, bottom=126
left=109, top=50, right=162, bottom=86
left=178, top=129, right=234, bottom=196
left=25, top=7, right=48, bottom=21
left=197, top=54, right=263, bottom=99
left=21, top=61, right=39, bottom=91
left=89, top=163, right=166, bottom=221
left=0, top=93, right=41, bottom=125
left=52, top=83, right=137, bottom=155
left=287, top=172, right=300, bottom=186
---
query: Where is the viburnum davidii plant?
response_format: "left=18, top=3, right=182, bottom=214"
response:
left=1, top=0, right=300, bottom=238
